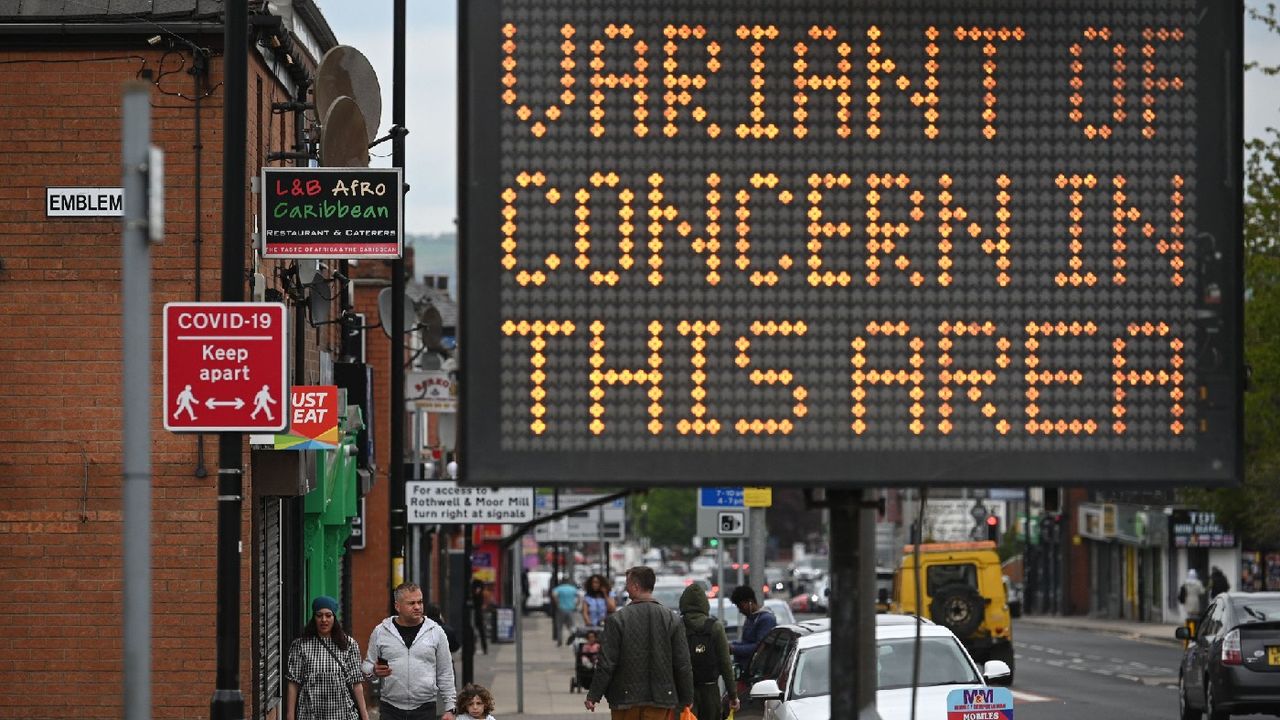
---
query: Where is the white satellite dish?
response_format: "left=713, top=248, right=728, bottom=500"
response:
left=315, top=45, right=382, bottom=144
left=319, top=96, right=370, bottom=167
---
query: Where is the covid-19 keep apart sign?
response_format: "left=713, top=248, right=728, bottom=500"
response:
left=460, top=0, right=1242, bottom=487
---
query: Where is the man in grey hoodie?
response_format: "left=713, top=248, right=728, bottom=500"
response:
left=363, top=583, right=457, bottom=720
left=585, top=566, right=695, bottom=718
left=679, top=584, right=739, bottom=720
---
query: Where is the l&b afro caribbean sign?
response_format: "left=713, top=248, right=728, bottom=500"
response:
left=261, top=167, right=403, bottom=259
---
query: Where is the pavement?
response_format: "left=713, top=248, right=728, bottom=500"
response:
left=470, top=613, right=598, bottom=720
left=1014, top=613, right=1185, bottom=646
left=453, top=611, right=1184, bottom=719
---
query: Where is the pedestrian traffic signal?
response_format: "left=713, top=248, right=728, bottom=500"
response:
left=708, top=538, right=719, bottom=549
left=986, top=515, right=1000, bottom=543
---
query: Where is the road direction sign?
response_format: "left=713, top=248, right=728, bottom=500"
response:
left=534, top=493, right=626, bottom=542
left=406, top=481, right=535, bottom=524
left=163, top=302, right=288, bottom=432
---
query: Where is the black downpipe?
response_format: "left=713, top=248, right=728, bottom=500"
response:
left=389, top=0, right=408, bottom=614
left=194, top=46, right=210, bottom=480
left=212, top=2, right=248, bottom=720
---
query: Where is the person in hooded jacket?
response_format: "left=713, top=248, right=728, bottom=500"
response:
left=364, top=583, right=457, bottom=720
left=679, top=584, right=739, bottom=720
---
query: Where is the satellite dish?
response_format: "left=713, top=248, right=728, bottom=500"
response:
left=377, top=286, right=415, bottom=339
left=308, top=275, right=332, bottom=325
left=320, top=96, right=370, bottom=167
left=296, top=259, right=320, bottom=285
left=315, top=45, right=382, bottom=144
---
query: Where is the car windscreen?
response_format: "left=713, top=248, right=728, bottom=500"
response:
left=1233, top=597, right=1280, bottom=623
left=790, top=645, right=832, bottom=699
left=876, top=637, right=982, bottom=689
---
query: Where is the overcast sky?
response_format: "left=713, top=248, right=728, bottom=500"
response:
left=315, top=2, right=1280, bottom=236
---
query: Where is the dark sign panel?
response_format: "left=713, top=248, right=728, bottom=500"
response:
left=261, top=167, right=403, bottom=259
left=1169, top=509, right=1235, bottom=548
left=461, top=0, right=1242, bottom=486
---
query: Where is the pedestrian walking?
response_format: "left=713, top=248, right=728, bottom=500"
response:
left=471, top=579, right=491, bottom=655
left=1209, top=566, right=1231, bottom=599
left=679, top=584, right=738, bottom=720
left=582, top=573, right=617, bottom=628
left=728, top=585, right=776, bottom=675
left=364, top=583, right=457, bottom=720
left=551, top=575, right=580, bottom=646
left=457, top=682, right=498, bottom=720
left=286, top=596, right=370, bottom=720
left=1178, top=569, right=1206, bottom=623
left=584, top=565, right=695, bottom=718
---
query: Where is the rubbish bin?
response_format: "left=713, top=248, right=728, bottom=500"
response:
left=489, top=605, right=516, bottom=644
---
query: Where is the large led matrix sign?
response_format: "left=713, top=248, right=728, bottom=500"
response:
left=461, top=0, right=1241, bottom=486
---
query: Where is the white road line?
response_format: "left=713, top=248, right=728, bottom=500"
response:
left=1011, top=690, right=1056, bottom=703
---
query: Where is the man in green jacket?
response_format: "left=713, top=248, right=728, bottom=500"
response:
left=679, top=584, right=739, bottom=720
left=585, top=566, right=695, bottom=719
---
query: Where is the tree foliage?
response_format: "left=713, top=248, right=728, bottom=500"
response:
left=633, top=487, right=697, bottom=551
left=1183, top=4, right=1280, bottom=546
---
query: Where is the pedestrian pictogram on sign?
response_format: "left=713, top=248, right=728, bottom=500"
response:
left=163, top=302, right=288, bottom=432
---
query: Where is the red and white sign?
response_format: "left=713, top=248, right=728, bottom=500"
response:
left=163, top=302, right=288, bottom=432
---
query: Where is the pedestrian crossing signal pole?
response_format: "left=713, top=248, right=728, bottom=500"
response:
left=828, top=489, right=883, bottom=720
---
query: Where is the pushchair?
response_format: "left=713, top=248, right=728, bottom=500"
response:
left=568, top=625, right=602, bottom=693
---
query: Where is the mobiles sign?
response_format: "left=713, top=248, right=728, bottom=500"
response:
left=164, top=303, right=288, bottom=432
left=461, top=0, right=1242, bottom=486
left=261, top=167, right=403, bottom=259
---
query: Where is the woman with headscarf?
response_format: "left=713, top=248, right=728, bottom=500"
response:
left=580, top=574, right=616, bottom=628
left=286, top=596, right=369, bottom=720
left=679, top=584, right=739, bottom=720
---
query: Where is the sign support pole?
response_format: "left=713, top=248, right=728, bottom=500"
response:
left=829, top=489, right=882, bottom=720
left=122, top=77, right=153, bottom=720
left=388, top=0, right=408, bottom=615
left=212, top=2, right=248, bottom=719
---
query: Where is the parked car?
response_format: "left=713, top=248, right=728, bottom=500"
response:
left=748, top=615, right=1011, bottom=720
left=1177, top=591, right=1280, bottom=720
left=789, top=577, right=829, bottom=614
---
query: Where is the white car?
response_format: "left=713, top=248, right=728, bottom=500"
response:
left=750, top=617, right=1011, bottom=720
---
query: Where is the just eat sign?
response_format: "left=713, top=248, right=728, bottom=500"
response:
left=163, top=302, right=288, bottom=432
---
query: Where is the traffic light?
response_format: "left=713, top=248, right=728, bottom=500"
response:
left=986, top=514, right=1000, bottom=543
left=708, top=538, right=719, bottom=549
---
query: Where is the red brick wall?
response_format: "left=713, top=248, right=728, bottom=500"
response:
left=0, top=43, right=323, bottom=719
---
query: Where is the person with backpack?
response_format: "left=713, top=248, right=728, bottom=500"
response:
left=679, top=585, right=738, bottom=720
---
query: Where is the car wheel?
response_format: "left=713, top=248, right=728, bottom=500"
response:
left=989, top=642, right=1015, bottom=685
left=929, top=583, right=985, bottom=638
left=1205, top=675, right=1229, bottom=720
left=1178, top=672, right=1197, bottom=720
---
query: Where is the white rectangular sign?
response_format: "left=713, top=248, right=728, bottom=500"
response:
left=406, top=481, right=534, bottom=524
left=46, top=187, right=123, bottom=217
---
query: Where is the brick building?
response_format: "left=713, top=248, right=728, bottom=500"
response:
left=0, top=3, right=390, bottom=718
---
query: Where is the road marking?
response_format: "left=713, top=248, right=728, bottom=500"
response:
left=1011, top=690, right=1055, bottom=703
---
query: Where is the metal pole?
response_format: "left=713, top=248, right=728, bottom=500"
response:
left=513, top=541, right=525, bottom=713
left=213, top=2, right=248, bottom=719
left=122, top=77, right=153, bottom=720
left=389, top=0, right=408, bottom=612
left=829, top=490, right=882, bottom=720
left=462, top=524, right=474, bottom=684
left=748, top=506, right=766, bottom=600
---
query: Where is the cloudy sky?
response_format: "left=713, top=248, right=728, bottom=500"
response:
left=315, top=2, right=1279, bottom=236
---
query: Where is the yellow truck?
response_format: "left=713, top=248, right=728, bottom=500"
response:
left=891, top=540, right=1015, bottom=682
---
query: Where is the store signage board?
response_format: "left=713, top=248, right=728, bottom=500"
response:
left=260, top=167, right=403, bottom=259
left=163, top=302, right=288, bottom=432
left=461, top=0, right=1242, bottom=487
